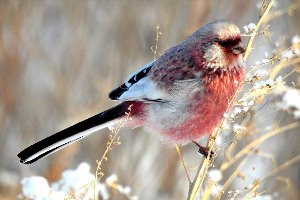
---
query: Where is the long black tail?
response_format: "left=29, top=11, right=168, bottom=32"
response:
left=18, top=103, right=130, bottom=164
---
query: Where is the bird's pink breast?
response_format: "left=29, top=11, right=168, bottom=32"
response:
left=161, top=67, right=245, bottom=143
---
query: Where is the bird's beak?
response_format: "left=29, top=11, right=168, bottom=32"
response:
left=231, top=43, right=245, bottom=55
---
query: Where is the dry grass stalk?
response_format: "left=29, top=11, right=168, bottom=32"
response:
left=93, top=105, right=132, bottom=200
left=220, top=122, right=299, bottom=171
left=150, top=26, right=162, bottom=60
left=261, top=154, right=300, bottom=182
left=187, top=1, right=275, bottom=199
left=243, top=0, right=275, bottom=61
left=63, top=105, right=133, bottom=200
left=215, top=157, right=248, bottom=200
left=176, top=145, right=192, bottom=184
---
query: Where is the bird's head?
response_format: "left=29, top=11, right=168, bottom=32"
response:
left=190, top=20, right=245, bottom=70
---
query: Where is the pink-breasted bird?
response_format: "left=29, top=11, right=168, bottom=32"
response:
left=18, top=20, right=246, bottom=164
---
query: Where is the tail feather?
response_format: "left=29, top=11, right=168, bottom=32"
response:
left=18, top=103, right=130, bottom=164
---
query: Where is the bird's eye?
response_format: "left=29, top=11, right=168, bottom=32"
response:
left=218, top=40, right=231, bottom=47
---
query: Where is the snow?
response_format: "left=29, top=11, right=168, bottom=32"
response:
left=233, top=124, right=246, bottom=133
left=207, top=169, right=223, bottom=182
left=279, top=88, right=300, bottom=119
left=242, top=100, right=254, bottom=112
left=243, top=23, right=256, bottom=33
left=253, top=79, right=275, bottom=90
left=20, top=162, right=107, bottom=200
left=254, top=195, right=273, bottom=200
left=281, top=49, right=295, bottom=60
left=291, top=35, right=300, bottom=44
left=20, top=162, right=137, bottom=200
left=21, top=176, right=51, bottom=199
left=51, top=162, right=95, bottom=194
left=233, top=107, right=242, bottom=115
left=105, top=173, right=118, bottom=185
left=255, top=69, right=268, bottom=77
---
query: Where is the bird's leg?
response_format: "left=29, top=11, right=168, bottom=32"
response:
left=192, top=141, right=214, bottom=159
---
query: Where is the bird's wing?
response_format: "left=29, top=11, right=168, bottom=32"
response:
left=109, top=60, right=168, bottom=103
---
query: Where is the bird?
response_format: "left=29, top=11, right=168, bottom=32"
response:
left=18, top=20, right=246, bottom=164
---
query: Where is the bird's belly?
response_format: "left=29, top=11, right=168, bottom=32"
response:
left=168, top=99, right=228, bottom=143
left=144, top=95, right=229, bottom=144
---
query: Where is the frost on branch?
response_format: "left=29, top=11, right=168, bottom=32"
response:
left=243, top=23, right=257, bottom=33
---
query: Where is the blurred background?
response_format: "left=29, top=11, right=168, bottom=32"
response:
left=0, top=0, right=299, bottom=199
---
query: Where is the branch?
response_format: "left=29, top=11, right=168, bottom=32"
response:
left=220, top=122, right=299, bottom=171
left=243, top=0, right=274, bottom=61
left=186, top=1, right=275, bottom=199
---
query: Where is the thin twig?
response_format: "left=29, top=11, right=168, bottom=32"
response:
left=176, top=144, right=192, bottom=184
left=261, top=154, right=300, bottom=182
left=187, top=153, right=213, bottom=200
left=94, top=105, right=132, bottom=200
left=215, top=157, right=248, bottom=200
left=269, top=56, right=300, bottom=79
left=64, top=180, right=95, bottom=200
left=186, top=1, right=275, bottom=199
left=150, top=26, right=162, bottom=60
left=243, top=0, right=274, bottom=61
left=220, top=122, right=298, bottom=171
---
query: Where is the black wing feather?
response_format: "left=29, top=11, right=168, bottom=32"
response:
left=109, top=61, right=154, bottom=100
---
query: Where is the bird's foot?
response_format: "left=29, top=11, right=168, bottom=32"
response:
left=192, top=141, right=214, bottom=159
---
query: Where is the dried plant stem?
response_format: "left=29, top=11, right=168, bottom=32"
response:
left=176, top=145, right=192, bottom=184
left=275, top=176, right=292, bottom=190
left=221, top=122, right=298, bottom=171
left=187, top=1, right=275, bottom=199
left=261, top=154, right=300, bottom=182
left=247, top=42, right=300, bottom=75
left=243, top=0, right=274, bottom=61
left=269, top=56, right=300, bottom=79
left=187, top=83, right=242, bottom=200
left=94, top=130, right=119, bottom=200
left=187, top=155, right=212, bottom=200
left=94, top=105, right=132, bottom=200
left=252, top=151, right=277, bottom=167
left=64, top=180, right=95, bottom=200
left=151, top=26, right=162, bottom=60
left=187, top=133, right=216, bottom=200
left=201, top=180, right=216, bottom=200
left=215, top=157, right=248, bottom=200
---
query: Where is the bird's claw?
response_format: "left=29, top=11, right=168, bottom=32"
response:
left=192, top=141, right=214, bottom=159
left=197, top=146, right=214, bottom=159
